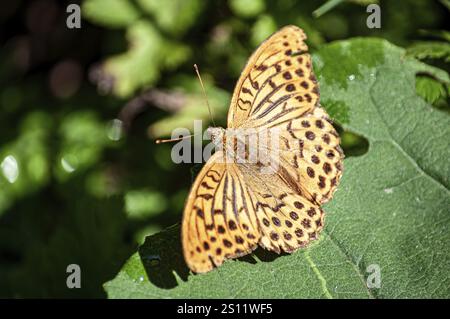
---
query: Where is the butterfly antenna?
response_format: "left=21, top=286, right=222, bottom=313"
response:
left=155, top=134, right=195, bottom=144
left=194, top=64, right=216, bottom=127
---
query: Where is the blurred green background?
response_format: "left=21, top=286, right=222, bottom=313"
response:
left=0, top=0, right=448, bottom=297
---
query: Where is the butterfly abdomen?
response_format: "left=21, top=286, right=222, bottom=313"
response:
left=220, top=129, right=279, bottom=167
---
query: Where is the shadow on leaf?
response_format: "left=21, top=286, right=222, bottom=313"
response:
left=138, top=223, right=190, bottom=289
left=236, top=246, right=287, bottom=265
left=138, top=223, right=289, bottom=289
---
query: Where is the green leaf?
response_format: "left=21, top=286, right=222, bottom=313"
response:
left=407, top=41, right=450, bottom=62
left=229, top=0, right=266, bottom=18
left=82, top=0, right=140, bottom=28
left=148, top=75, right=231, bottom=138
left=0, top=112, right=52, bottom=215
left=125, top=189, right=168, bottom=218
left=103, top=21, right=163, bottom=97
left=439, top=0, right=450, bottom=11
left=415, top=75, right=448, bottom=105
left=56, top=111, right=111, bottom=180
left=137, top=0, right=204, bottom=36
left=251, top=15, right=277, bottom=47
left=105, top=38, right=450, bottom=298
left=96, top=21, right=191, bottom=97
left=313, top=0, right=344, bottom=18
left=417, top=29, right=450, bottom=42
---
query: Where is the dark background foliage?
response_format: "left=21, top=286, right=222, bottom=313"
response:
left=0, top=0, right=448, bottom=297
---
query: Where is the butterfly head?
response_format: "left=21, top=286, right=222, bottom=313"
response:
left=207, top=127, right=225, bottom=147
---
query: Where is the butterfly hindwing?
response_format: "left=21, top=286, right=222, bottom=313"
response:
left=238, top=164, right=325, bottom=253
left=276, top=107, right=344, bottom=204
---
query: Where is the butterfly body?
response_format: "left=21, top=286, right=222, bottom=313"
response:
left=206, top=127, right=226, bottom=147
left=182, top=25, right=343, bottom=273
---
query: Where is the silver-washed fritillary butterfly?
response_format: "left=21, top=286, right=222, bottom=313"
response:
left=182, top=25, right=343, bottom=273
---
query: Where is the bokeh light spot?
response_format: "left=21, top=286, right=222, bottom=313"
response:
left=1, top=155, right=19, bottom=183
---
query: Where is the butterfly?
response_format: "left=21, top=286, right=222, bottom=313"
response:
left=182, top=25, right=343, bottom=273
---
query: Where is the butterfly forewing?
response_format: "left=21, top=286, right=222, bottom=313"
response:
left=227, top=25, right=319, bottom=129
left=182, top=153, right=260, bottom=273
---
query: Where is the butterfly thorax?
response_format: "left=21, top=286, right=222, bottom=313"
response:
left=207, top=127, right=226, bottom=148
left=207, top=126, right=277, bottom=167
left=207, top=126, right=246, bottom=162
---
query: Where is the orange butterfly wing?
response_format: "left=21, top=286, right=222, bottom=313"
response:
left=227, top=25, right=319, bottom=129
left=181, top=152, right=260, bottom=273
